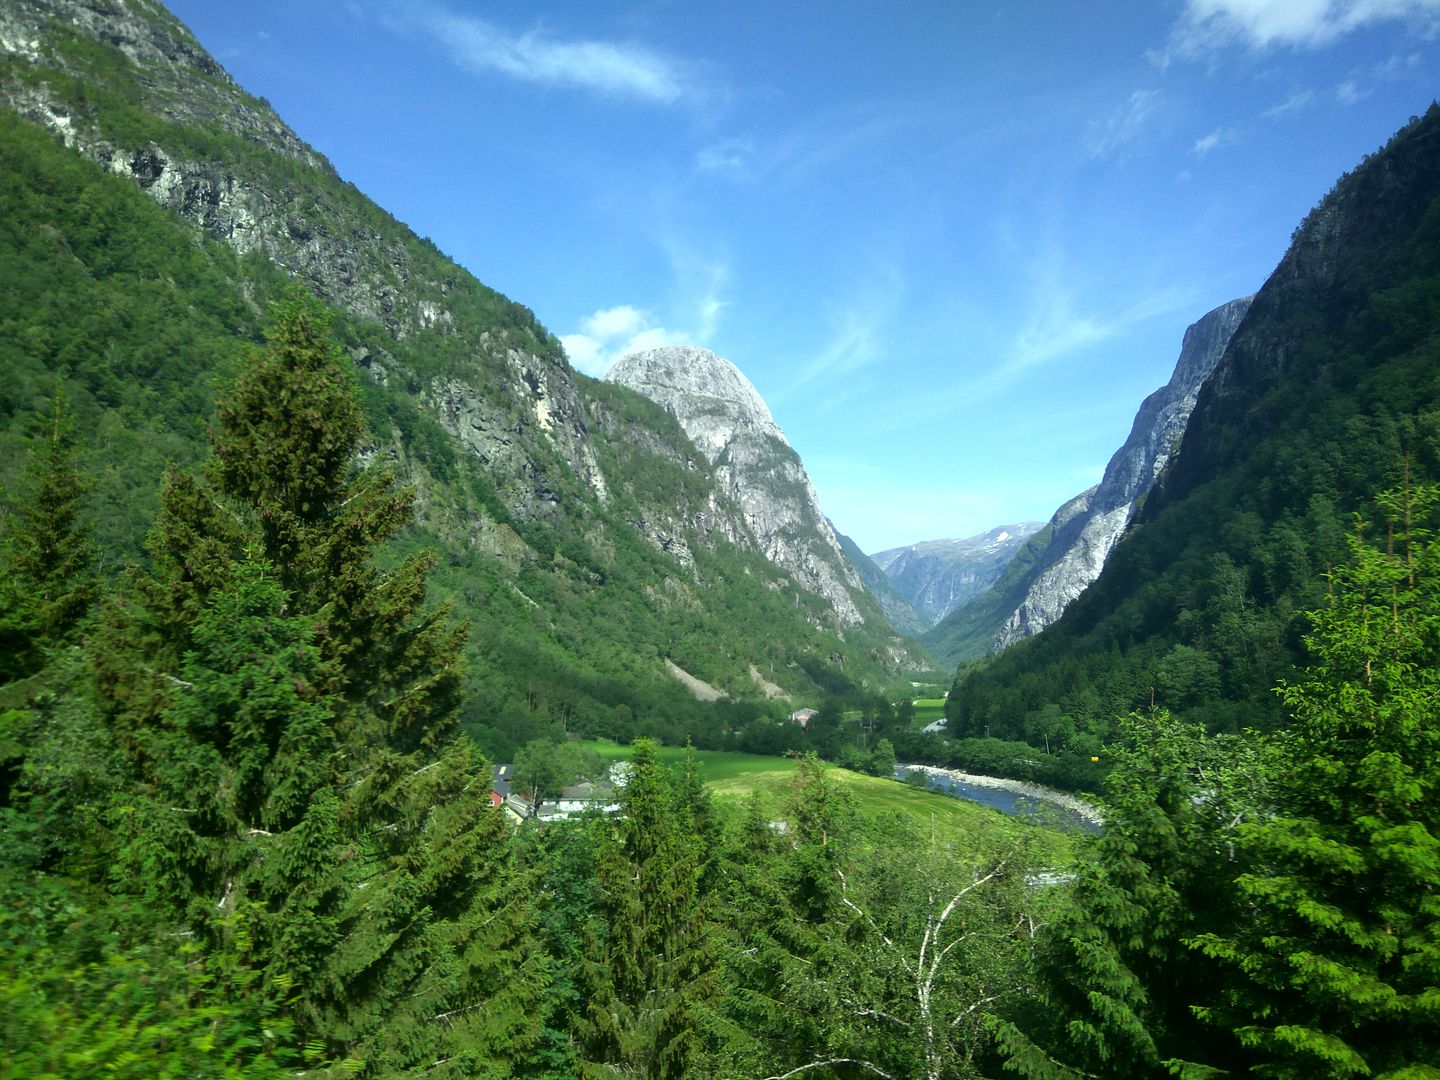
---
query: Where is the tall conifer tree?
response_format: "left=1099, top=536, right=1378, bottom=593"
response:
left=102, top=289, right=542, bottom=1073
left=995, top=713, right=1267, bottom=1078
left=1193, top=483, right=1440, bottom=1077
left=0, top=396, right=95, bottom=682
left=584, top=738, right=723, bottom=1078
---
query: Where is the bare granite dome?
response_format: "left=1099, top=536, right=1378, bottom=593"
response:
left=608, top=345, right=868, bottom=627
left=607, top=346, right=782, bottom=454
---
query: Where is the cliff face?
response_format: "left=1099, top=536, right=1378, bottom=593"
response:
left=0, top=0, right=608, bottom=529
left=946, top=107, right=1440, bottom=740
left=924, top=297, right=1251, bottom=663
left=870, top=525, right=1044, bottom=627
left=607, top=346, right=870, bottom=627
left=992, top=296, right=1253, bottom=648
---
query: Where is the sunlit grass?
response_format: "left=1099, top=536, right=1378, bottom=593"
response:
left=572, top=739, right=1077, bottom=864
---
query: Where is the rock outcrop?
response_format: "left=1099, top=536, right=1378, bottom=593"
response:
left=608, top=346, right=868, bottom=626
left=994, top=297, right=1253, bottom=647
left=870, top=524, right=1044, bottom=627
left=923, top=297, right=1252, bottom=663
left=0, top=0, right=605, bottom=526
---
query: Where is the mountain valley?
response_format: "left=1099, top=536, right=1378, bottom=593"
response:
left=3, top=1, right=1440, bottom=1075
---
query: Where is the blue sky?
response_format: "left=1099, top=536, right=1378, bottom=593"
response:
left=167, top=0, right=1440, bottom=553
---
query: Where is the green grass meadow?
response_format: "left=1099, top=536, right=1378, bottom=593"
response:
left=910, top=697, right=947, bottom=729
left=573, top=739, right=1076, bottom=864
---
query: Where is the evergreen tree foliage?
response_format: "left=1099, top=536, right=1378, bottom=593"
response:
left=1192, top=482, right=1440, bottom=1077
left=718, top=756, right=861, bottom=1072
left=0, top=396, right=95, bottom=682
left=995, top=712, right=1269, bottom=1078
left=786, top=752, right=856, bottom=925
left=95, top=291, right=541, bottom=1073
left=715, top=791, right=793, bottom=1064
left=583, top=738, right=726, bottom=1078
left=319, top=737, right=546, bottom=1076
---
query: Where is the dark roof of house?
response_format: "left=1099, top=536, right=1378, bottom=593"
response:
left=491, top=764, right=512, bottom=799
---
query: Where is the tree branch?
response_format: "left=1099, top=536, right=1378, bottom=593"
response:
left=758, top=1059, right=898, bottom=1080
left=949, top=993, right=1002, bottom=1026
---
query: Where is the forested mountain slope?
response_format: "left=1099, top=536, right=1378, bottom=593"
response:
left=947, top=105, right=1440, bottom=746
left=0, top=0, right=922, bottom=757
left=926, top=297, right=1250, bottom=665
left=831, top=525, right=928, bottom=637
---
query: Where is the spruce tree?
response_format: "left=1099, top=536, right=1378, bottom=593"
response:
left=101, top=289, right=541, bottom=1072
left=584, top=738, right=724, bottom=1078
left=0, top=396, right=95, bottom=682
left=994, top=712, right=1267, bottom=1078
left=722, top=755, right=862, bottom=1072
left=1192, top=483, right=1440, bottom=1077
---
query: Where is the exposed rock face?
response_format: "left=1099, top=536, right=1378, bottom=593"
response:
left=0, top=0, right=602, bottom=525
left=991, top=296, right=1253, bottom=647
left=608, top=346, right=868, bottom=626
left=871, top=524, right=1045, bottom=627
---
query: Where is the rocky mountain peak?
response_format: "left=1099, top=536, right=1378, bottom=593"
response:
left=606, top=346, right=782, bottom=455
left=921, top=296, right=1252, bottom=662
left=870, top=524, right=1045, bottom=627
left=988, top=295, right=1253, bottom=649
left=608, top=345, right=869, bottom=627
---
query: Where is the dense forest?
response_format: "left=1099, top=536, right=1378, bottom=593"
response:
left=3, top=301, right=1437, bottom=1074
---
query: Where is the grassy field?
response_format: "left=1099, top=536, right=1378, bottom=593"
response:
left=910, top=697, right=947, bottom=730
left=573, top=740, right=1076, bottom=864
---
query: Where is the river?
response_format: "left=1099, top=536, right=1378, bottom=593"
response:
left=897, top=763, right=1104, bottom=834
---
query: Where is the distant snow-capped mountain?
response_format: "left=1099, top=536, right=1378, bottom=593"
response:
left=869, top=524, right=1045, bottom=627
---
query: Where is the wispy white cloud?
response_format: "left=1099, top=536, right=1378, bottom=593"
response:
left=1086, top=89, right=1163, bottom=158
left=1337, top=78, right=1372, bottom=103
left=414, top=7, right=697, bottom=104
left=1330, top=50, right=1424, bottom=106
left=1262, top=89, right=1317, bottom=118
left=1171, top=0, right=1440, bottom=54
left=1191, top=126, right=1237, bottom=155
left=949, top=286, right=1196, bottom=411
left=694, top=138, right=753, bottom=176
left=561, top=306, right=690, bottom=376
left=1373, top=49, right=1424, bottom=75
left=660, top=243, right=731, bottom=341
left=777, top=265, right=905, bottom=403
left=765, top=105, right=937, bottom=190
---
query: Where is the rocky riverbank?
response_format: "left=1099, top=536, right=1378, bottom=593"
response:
left=900, top=763, right=1106, bottom=827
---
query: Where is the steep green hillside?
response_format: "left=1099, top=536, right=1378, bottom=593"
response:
left=947, top=106, right=1440, bottom=747
left=0, top=2, right=921, bottom=759
left=831, top=524, right=928, bottom=638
